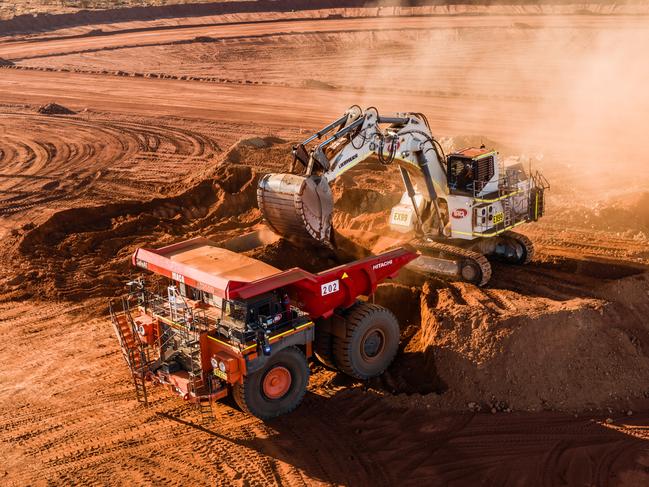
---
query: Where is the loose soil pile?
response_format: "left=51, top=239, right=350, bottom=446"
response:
left=552, top=191, right=649, bottom=237
left=1, top=138, right=282, bottom=301
left=37, top=102, right=75, bottom=115
left=407, top=272, right=649, bottom=412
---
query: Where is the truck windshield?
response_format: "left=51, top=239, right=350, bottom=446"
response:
left=221, top=300, right=248, bottom=322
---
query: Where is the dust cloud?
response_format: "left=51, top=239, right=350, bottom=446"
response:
left=345, top=10, right=649, bottom=192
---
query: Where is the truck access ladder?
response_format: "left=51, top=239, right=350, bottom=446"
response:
left=109, top=298, right=150, bottom=406
left=188, top=332, right=214, bottom=423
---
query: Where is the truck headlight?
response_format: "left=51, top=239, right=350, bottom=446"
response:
left=218, top=361, right=227, bottom=372
left=210, top=357, right=219, bottom=369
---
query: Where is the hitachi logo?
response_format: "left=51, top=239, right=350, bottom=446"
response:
left=373, top=260, right=393, bottom=270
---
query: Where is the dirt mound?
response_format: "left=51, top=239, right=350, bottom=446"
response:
left=1, top=137, right=330, bottom=301
left=172, top=136, right=290, bottom=189
left=551, top=190, right=649, bottom=237
left=37, top=102, right=75, bottom=115
left=303, top=79, right=337, bottom=90
left=2, top=149, right=260, bottom=300
left=401, top=266, right=649, bottom=412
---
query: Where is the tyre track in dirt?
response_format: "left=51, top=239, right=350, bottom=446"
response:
left=0, top=302, right=217, bottom=486
left=0, top=111, right=221, bottom=222
left=329, top=391, right=649, bottom=486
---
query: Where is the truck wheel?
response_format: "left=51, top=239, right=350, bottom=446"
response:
left=333, top=303, right=400, bottom=380
left=314, top=329, right=337, bottom=369
left=232, top=346, right=309, bottom=420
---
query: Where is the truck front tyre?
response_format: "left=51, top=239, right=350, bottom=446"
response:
left=333, top=303, right=400, bottom=380
left=232, top=346, right=309, bottom=420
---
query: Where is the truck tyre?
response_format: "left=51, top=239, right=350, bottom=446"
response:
left=232, top=346, right=309, bottom=420
left=333, top=303, right=400, bottom=380
left=314, top=329, right=337, bottom=370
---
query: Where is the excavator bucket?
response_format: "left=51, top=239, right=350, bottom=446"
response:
left=257, top=173, right=334, bottom=244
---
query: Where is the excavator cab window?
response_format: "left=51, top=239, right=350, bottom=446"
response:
left=447, top=155, right=495, bottom=195
left=448, top=156, right=474, bottom=194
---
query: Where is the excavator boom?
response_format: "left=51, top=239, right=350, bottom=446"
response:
left=257, top=106, right=446, bottom=246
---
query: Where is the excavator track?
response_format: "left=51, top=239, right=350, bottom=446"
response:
left=500, top=231, right=535, bottom=265
left=411, top=238, right=492, bottom=287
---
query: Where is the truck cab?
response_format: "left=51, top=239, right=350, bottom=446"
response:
left=219, top=292, right=296, bottom=344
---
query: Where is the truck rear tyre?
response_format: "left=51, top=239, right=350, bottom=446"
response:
left=314, top=329, right=337, bottom=369
left=232, top=346, right=309, bottom=420
left=333, top=303, right=400, bottom=380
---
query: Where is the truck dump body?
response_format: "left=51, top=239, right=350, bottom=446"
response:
left=133, top=236, right=418, bottom=319
left=164, top=241, right=280, bottom=282
left=133, top=237, right=281, bottom=299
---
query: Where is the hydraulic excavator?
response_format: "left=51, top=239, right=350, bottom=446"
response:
left=257, top=106, right=549, bottom=286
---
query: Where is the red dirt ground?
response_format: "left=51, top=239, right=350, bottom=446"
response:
left=1, top=5, right=649, bottom=486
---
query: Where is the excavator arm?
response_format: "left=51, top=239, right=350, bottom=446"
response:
left=257, top=106, right=448, bottom=245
